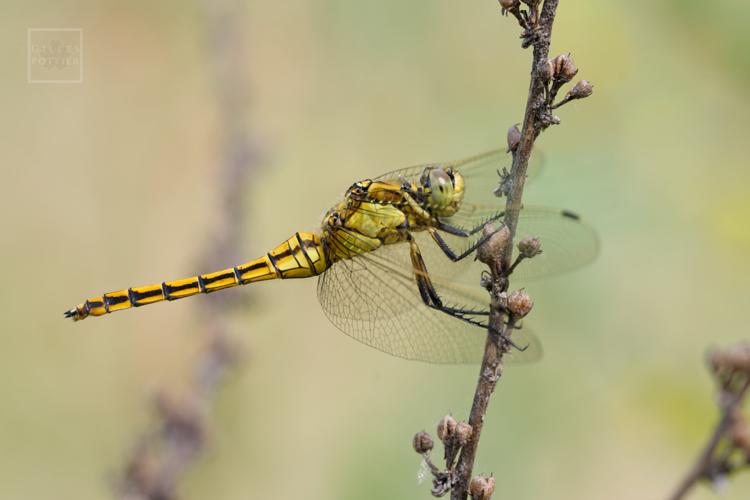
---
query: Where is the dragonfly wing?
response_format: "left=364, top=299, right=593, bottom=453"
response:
left=317, top=231, right=541, bottom=364
left=346, top=204, right=598, bottom=293
left=318, top=250, right=484, bottom=363
left=372, top=148, right=544, bottom=197
left=371, top=205, right=597, bottom=288
left=439, top=205, right=599, bottom=283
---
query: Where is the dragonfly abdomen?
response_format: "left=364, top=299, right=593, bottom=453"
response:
left=65, top=231, right=328, bottom=321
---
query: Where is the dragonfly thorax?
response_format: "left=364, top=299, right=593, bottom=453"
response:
left=420, top=166, right=465, bottom=217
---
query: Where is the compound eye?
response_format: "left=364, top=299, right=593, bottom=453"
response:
left=430, top=169, right=450, bottom=191
left=429, top=168, right=454, bottom=204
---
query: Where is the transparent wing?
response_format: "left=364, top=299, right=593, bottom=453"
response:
left=449, top=204, right=599, bottom=283
left=373, top=148, right=544, bottom=199
left=378, top=205, right=599, bottom=285
left=318, top=231, right=540, bottom=364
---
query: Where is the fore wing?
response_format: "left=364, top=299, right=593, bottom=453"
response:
left=372, top=148, right=545, bottom=201
left=379, top=205, right=599, bottom=284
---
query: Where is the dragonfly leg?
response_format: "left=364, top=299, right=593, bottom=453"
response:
left=437, top=211, right=506, bottom=237
left=401, top=192, right=433, bottom=222
left=407, top=233, right=490, bottom=329
left=427, top=227, right=496, bottom=262
left=488, top=324, right=529, bottom=352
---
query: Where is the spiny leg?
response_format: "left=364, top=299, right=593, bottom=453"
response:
left=407, top=233, right=490, bottom=327
left=427, top=227, right=498, bottom=262
left=408, top=234, right=530, bottom=352
left=437, top=210, right=506, bottom=237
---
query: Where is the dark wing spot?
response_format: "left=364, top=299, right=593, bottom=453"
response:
left=561, top=209, right=580, bottom=221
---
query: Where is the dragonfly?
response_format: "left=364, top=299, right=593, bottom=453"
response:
left=65, top=149, right=598, bottom=363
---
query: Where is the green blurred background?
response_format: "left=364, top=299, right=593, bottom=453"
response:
left=2, top=0, right=749, bottom=498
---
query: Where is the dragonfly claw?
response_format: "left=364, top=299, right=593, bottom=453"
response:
left=511, top=339, right=530, bottom=352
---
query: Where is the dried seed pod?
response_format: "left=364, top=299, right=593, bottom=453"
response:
left=708, top=350, right=723, bottom=372
left=412, top=431, right=434, bottom=454
left=566, top=80, right=593, bottom=100
left=455, top=421, right=473, bottom=446
left=517, top=236, right=542, bottom=258
left=726, top=344, right=750, bottom=371
left=437, top=414, right=458, bottom=442
left=507, top=289, right=533, bottom=318
left=485, top=476, right=496, bottom=497
left=477, top=225, right=511, bottom=265
left=551, top=53, right=578, bottom=82
left=469, top=475, right=496, bottom=500
left=729, top=410, right=750, bottom=453
left=506, top=124, right=521, bottom=152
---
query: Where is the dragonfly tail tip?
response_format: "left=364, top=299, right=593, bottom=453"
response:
left=64, top=306, right=87, bottom=321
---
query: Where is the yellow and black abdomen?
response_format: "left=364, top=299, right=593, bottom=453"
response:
left=65, top=232, right=328, bottom=321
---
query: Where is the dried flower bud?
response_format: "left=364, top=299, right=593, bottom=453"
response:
left=517, top=236, right=542, bottom=258
left=507, top=289, right=533, bottom=318
left=412, top=431, right=434, bottom=454
left=485, top=476, right=496, bottom=497
left=727, top=345, right=750, bottom=371
left=469, top=476, right=487, bottom=497
left=566, top=80, right=593, bottom=101
left=499, top=0, right=519, bottom=9
left=477, top=225, right=511, bottom=265
left=729, top=410, right=750, bottom=453
left=551, top=53, right=578, bottom=82
left=437, top=414, right=458, bottom=442
left=455, top=421, right=473, bottom=446
left=506, top=124, right=521, bottom=152
left=708, top=350, right=723, bottom=373
left=710, top=344, right=750, bottom=372
left=469, top=475, right=496, bottom=500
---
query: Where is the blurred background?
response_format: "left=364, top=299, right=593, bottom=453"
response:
left=2, top=0, right=749, bottom=498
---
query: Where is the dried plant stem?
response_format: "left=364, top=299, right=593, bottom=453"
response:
left=668, top=358, right=750, bottom=500
left=117, top=1, right=258, bottom=498
left=450, top=2, right=560, bottom=498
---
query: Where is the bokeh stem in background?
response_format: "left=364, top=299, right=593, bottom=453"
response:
left=117, top=1, right=259, bottom=498
left=668, top=344, right=750, bottom=500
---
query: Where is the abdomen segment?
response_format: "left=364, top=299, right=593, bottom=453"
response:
left=65, top=232, right=328, bottom=321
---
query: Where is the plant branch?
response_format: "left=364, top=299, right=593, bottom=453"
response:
left=449, top=2, right=560, bottom=499
left=413, top=2, right=592, bottom=497
left=668, top=344, right=750, bottom=500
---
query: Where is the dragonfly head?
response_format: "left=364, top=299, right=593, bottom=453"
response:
left=420, top=166, right=465, bottom=217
